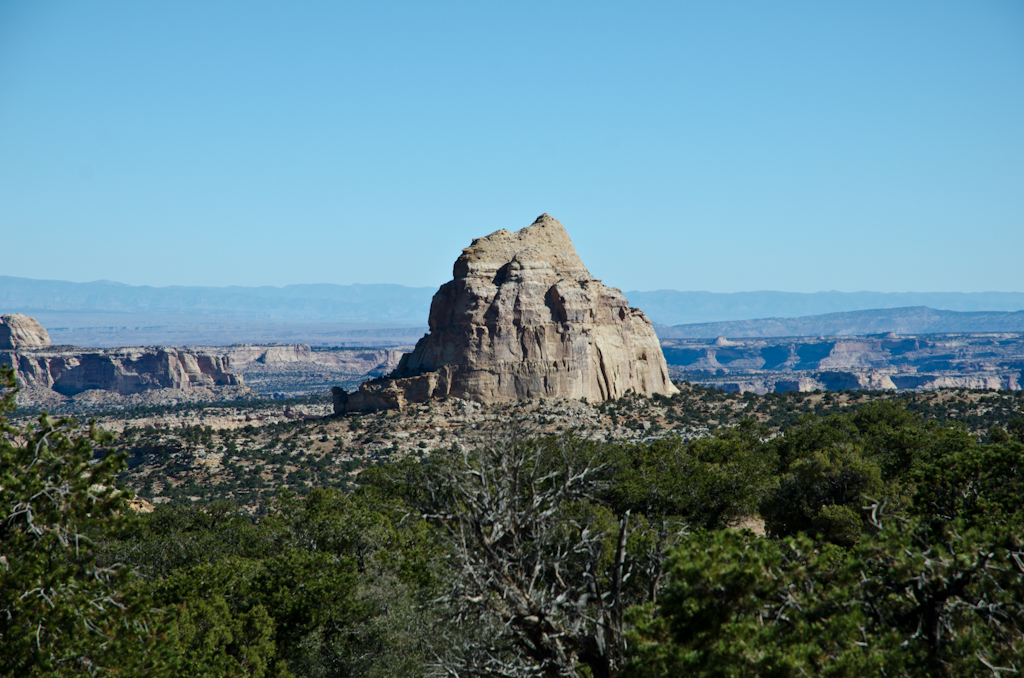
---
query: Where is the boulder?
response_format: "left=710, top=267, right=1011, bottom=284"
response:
left=335, top=214, right=678, bottom=413
left=0, top=314, right=51, bottom=349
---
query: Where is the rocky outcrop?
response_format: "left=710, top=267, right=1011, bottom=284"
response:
left=3, top=346, right=243, bottom=396
left=335, top=214, right=677, bottom=413
left=0, top=315, right=256, bottom=411
left=661, top=332, right=1024, bottom=394
left=218, top=344, right=406, bottom=374
left=1, top=344, right=253, bottom=412
left=205, top=344, right=410, bottom=397
left=0, top=313, right=51, bottom=349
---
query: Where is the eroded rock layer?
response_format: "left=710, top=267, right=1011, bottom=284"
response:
left=206, top=344, right=410, bottom=397
left=1, top=343, right=252, bottom=412
left=660, top=332, right=1024, bottom=394
left=3, top=346, right=243, bottom=395
left=335, top=214, right=677, bottom=412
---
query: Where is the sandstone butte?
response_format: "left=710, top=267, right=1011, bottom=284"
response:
left=333, top=214, right=678, bottom=413
left=0, top=313, right=51, bottom=350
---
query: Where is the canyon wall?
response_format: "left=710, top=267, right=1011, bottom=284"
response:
left=2, top=346, right=243, bottom=395
left=210, top=344, right=409, bottom=397
left=661, top=333, right=1024, bottom=394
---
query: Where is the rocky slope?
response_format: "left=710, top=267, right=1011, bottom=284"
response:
left=43, top=383, right=1022, bottom=512
left=662, top=332, right=1024, bottom=393
left=335, top=214, right=677, bottom=413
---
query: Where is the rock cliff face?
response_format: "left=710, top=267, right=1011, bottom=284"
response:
left=206, top=344, right=410, bottom=397
left=660, top=332, right=1024, bottom=394
left=219, top=344, right=406, bottom=374
left=3, top=346, right=243, bottom=396
left=0, top=313, right=51, bottom=349
left=335, top=214, right=677, bottom=413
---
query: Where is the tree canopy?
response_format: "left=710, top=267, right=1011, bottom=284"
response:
left=3, top=366, right=1022, bottom=677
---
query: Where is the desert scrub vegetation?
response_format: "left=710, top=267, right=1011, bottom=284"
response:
left=4, top=366, right=1023, bottom=676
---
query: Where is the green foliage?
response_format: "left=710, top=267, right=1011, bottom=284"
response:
left=760, top=404, right=981, bottom=545
left=625, top=530, right=856, bottom=678
left=627, top=515, right=1024, bottom=678
left=0, top=364, right=165, bottom=676
left=627, top=403, right=1024, bottom=678
left=847, top=511, right=1024, bottom=677
left=604, top=420, right=776, bottom=530
left=1008, top=418, right=1024, bottom=443
left=6, top=376, right=1022, bottom=677
left=910, top=439, right=1024, bottom=524
left=761, top=439, right=882, bottom=546
left=101, top=487, right=442, bottom=677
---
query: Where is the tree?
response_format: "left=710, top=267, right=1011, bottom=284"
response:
left=624, top=530, right=859, bottom=678
left=849, top=500, right=1024, bottom=677
left=104, top=486, right=442, bottom=677
left=605, top=420, right=776, bottom=532
left=0, top=364, right=164, bottom=676
left=410, top=431, right=656, bottom=678
left=625, top=426, right=1024, bottom=678
left=760, top=440, right=883, bottom=546
left=627, top=511, right=1024, bottom=678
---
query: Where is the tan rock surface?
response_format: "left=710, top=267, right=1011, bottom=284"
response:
left=3, top=346, right=242, bottom=395
left=209, top=344, right=411, bottom=398
left=336, top=214, right=677, bottom=412
left=661, top=332, right=1024, bottom=394
left=0, top=313, right=51, bottom=349
left=217, top=344, right=406, bottom=374
left=1, top=345, right=251, bottom=410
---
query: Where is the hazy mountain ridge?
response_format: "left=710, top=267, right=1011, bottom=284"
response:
left=30, top=314, right=427, bottom=349
left=658, top=306, right=1024, bottom=339
left=0, top=276, right=436, bottom=324
left=4, top=276, right=1022, bottom=329
left=627, top=290, right=1024, bottom=325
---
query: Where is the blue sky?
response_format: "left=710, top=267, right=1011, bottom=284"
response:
left=1, top=1, right=1021, bottom=293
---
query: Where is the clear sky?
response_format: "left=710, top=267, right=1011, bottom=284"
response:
left=1, top=1, right=1022, bottom=293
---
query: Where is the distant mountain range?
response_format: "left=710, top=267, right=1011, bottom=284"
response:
left=0, top=276, right=436, bottom=324
left=3, top=277, right=1023, bottom=343
left=657, top=307, right=1024, bottom=339
left=625, top=290, right=1024, bottom=326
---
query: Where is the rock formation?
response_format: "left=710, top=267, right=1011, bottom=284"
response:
left=1, top=315, right=252, bottom=411
left=218, top=344, right=406, bottom=375
left=660, top=333, right=1024, bottom=394
left=3, top=346, right=244, bottom=396
left=206, top=344, right=410, bottom=397
left=335, top=214, right=677, bottom=413
left=0, top=313, right=51, bottom=349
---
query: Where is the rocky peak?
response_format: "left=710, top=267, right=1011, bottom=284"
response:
left=0, top=313, right=51, bottom=350
left=334, top=214, right=678, bottom=413
left=452, top=214, right=594, bottom=283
